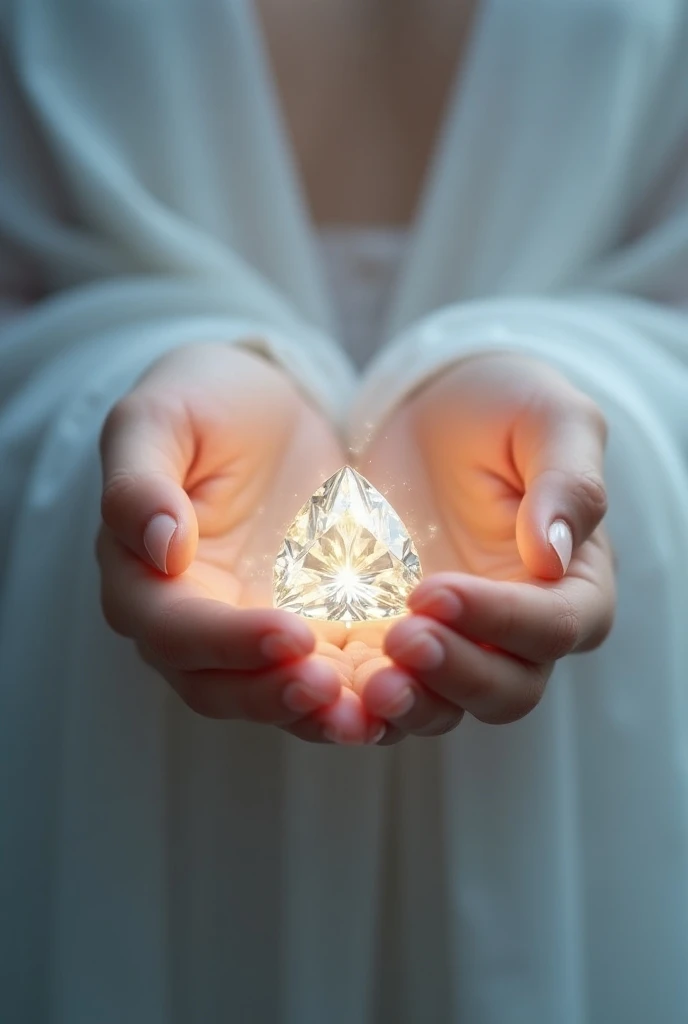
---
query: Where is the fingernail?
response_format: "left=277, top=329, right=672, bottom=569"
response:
left=410, top=587, right=462, bottom=623
left=261, top=632, right=310, bottom=662
left=283, top=681, right=334, bottom=714
left=367, top=724, right=387, bottom=745
left=143, top=513, right=177, bottom=574
left=548, top=520, right=573, bottom=574
left=392, top=631, right=444, bottom=672
left=382, top=687, right=416, bottom=719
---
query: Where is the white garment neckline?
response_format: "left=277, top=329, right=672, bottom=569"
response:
left=247, top=0, right=491, bottom=332
left=316, top=225, right=410, bottom=368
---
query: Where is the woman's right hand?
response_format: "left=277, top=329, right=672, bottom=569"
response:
left=97, top=343, right=355, bottom=740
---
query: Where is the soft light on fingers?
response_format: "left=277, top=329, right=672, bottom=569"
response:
left=362, top=666, right=464, bottom=737
left=99, top=531, right=317, bottom=669
left=169, top=656, right=341, bottom=722
left=409, top=564, right=614, bottom=663
left=386, top=616, right=552, bottom=725
left=317, top=687, right=385, bottom=745
left=100, top=395, right=199, bottom=575
left=233, top=656, right=342, bottom=723
left=149, top=599, right=317, bottom=671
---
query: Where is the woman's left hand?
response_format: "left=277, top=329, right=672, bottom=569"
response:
left=357, top=352, right=616, bottom=741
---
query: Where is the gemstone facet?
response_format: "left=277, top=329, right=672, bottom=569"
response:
left=273, top=467, right=422, bottom=622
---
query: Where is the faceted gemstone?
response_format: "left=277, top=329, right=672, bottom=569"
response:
left=273, top=466, right=422, bottom=622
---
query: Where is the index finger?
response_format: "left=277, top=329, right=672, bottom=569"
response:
left=408, top=551, right=615, bottom=664
left=98, top=529, right=316, bottom=670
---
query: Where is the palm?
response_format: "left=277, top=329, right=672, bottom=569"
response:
left=135, top=345, right=348, bottom=649
left=184, top=396, right=346, bottom=611
left=106, top=348, right=610, bottom=742
left=186, top=405, right=393, bottom=702
left=347, top=400, right=606, bottom=687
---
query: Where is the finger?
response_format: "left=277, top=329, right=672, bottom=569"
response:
left=100, top=393, right=198, bottom=575
left=362, top=665, right=464, bottom=737
left=98, top=530, right=316, bottom=670
left=408, top=560, right=615, bottom=663
left=313, top=687, right=386, bottom=746
left=347, top=647, right=456, bottom=732
left=385, top=616, right=553, bottom=725
left=514, top=396, right=608, bottom=578
left=167, top=655, right=341, bottom=723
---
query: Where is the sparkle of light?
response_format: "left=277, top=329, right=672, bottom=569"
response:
left=273, top=466, right=422, bottom=622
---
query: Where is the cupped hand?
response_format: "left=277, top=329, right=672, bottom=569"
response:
left=97, top=343, right=384, bottom=743
left=355, top=353, right=616, bottom=740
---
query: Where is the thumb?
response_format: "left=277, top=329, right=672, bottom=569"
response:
left=100, top=395, right=199, bottom=575
left=514, top=399, right=608, bottom=579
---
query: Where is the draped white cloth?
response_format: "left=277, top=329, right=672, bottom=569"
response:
left=1, top=1, right=688, bottom=1021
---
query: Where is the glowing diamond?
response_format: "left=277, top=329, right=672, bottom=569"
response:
left=273, top=467, right=422, bottom=622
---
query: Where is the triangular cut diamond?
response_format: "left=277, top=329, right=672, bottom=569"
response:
left=273, top=467, right=422, bottom=621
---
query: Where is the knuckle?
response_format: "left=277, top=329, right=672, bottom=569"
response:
left=571, top=471, right=608, bottom=524
left=545, top=597, right=581, bottom=659
left=100, top=469, right=140, bottom=526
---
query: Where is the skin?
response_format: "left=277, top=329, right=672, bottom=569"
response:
left=256, top=0, right=477, bottom=224
left=97, top=0, right=615, bottom=744
left=98, top=347, right=615, bottom=746
left=98, top=344, right=367, bottom=742
left=344, top=354, right=614, bottom=743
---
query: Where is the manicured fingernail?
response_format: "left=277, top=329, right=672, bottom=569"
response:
left=261, top=632, right=310, bottom=662
left=410, top=587, right=462, bottom=622
left=143, top=513, right=177, bottom=574
left=548, top=520, right=573, bottom=574
left=382, top=687, right=416, bottom=719
left=368, top=724, right=387, bottom=745
left=392, top=631, right=444, bottom=672
left=283, top=681, right=334, bottom=714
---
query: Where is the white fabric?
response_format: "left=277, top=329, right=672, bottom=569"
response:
left=1, top=1, right=688, bottom=1022
left=317, top=227, right=409, bottom=369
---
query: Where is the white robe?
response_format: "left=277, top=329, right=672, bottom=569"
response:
left=2, top=1, right=688, bottom=1021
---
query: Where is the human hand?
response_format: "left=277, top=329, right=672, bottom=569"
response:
left=97, top=343, right=363, bottom=740
left=356, top=352, right=616, bottom=740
